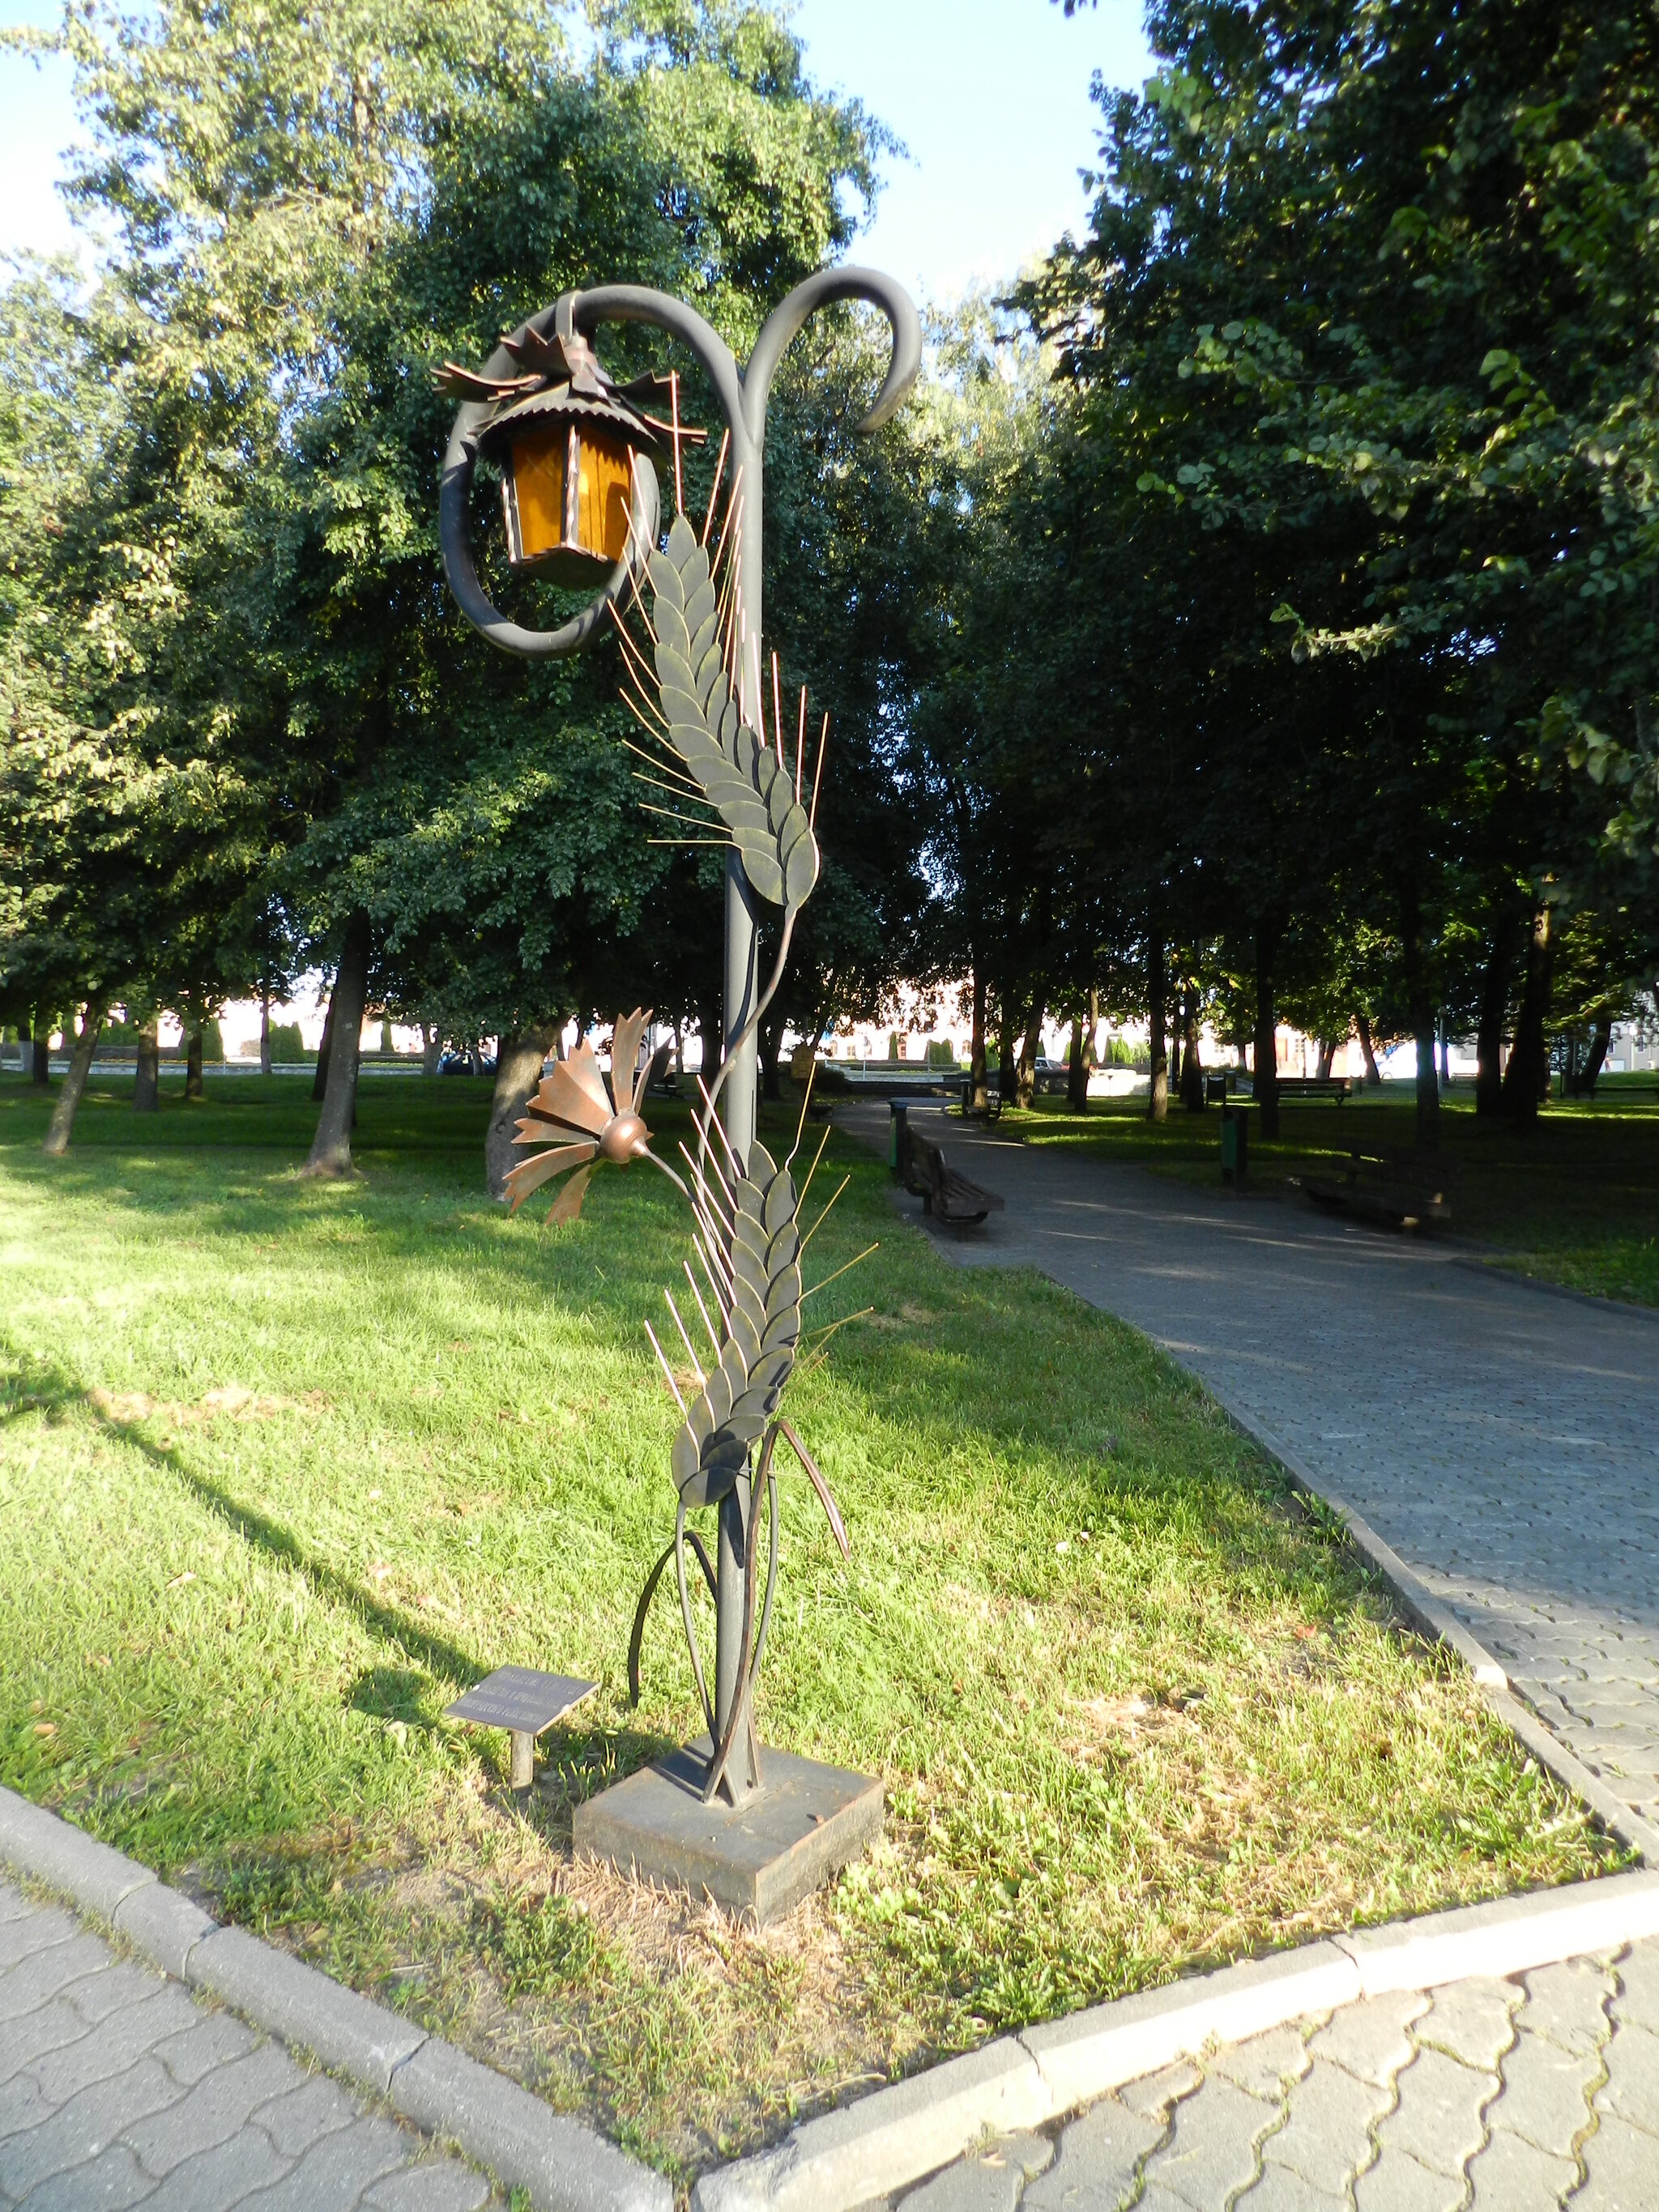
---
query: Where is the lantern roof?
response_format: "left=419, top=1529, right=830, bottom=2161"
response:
left=433, top=323, right=703, bottom=458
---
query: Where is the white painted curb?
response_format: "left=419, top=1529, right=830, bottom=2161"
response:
left=693, top=1868, right=1659, bottom=2211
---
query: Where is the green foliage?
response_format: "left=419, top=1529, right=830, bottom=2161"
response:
left=1, top=0, right=903, bottom=1081
left=267, top=1021, right=309, bottom=1063
left=1001, top=0, right=1659, bottom=1131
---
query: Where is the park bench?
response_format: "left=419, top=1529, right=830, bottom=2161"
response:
left=958, top=1076, right=1004, bottom=1123
left=1274, top=1076, right=1353, bottom=1105
left=1303, top=1148, right=1453, bottom=1232
left=906, top=1131, right=1005, bottom=1226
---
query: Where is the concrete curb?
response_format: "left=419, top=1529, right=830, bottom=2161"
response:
left=693, top=1869, right=1659, bottom=2212
left=0, top=1784, right=669, bottom=2212
left=1213, top=1402, right=1659, bottom=1869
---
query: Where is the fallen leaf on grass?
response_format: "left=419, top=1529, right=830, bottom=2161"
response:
left=166, top=1571, right=197, bottom=1590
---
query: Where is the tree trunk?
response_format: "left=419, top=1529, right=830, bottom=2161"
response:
left=260, top=989, right=272, bottom=1077
left=43, top=1002, right=106, bottom=1157
left=1179, top=985, right=1204, bottom=1110
left=30, top=1010, right=52, bottom=1087
left=1581, top=1015, right=1613, bottom=1096
left=996, top=999, right=1017, bottom=1109
left=970, top=968, right=988, bottom=1115
left=303, top=912, right=371, bottom=1177
left=1252, top=937, right=1280, bottom=1140
left=1438, top=1021, right=1451, bottom=1087
left=134, top=1019, right=160, bottom=1113
left=1016, top=994, right=1044, bottom=1110
left=421, top=1021, right=441, bottom=1076
left=694, top=998, right=722, bottom=1085
left=313, top=983, right=337, bottom=1102
left=485, top=1025, right=557, bottom=1200
left=1414, top=1012, right=1440, bottom=1150
left=1473, top=919, right=1519, bottom=1118
left=1066, top=1011, right=1088, bottom=1112
left=1146, top=930, right=1169, bottom=1123
left=1503, top=906, right=1554, bottom=1127
left=186, top=1029, right=204, bottom=1100
left=1355, top=1012, right=1381, bottom=1085
left=759, top=1013, right=783, bottom=1102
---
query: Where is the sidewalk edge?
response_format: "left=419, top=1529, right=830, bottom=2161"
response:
left=0, top=1784, right=668, bottom=2212
left=1214, top=1404, right=1659, bottom=1868
left=1448, top=1254, right=1659, bottom=1325
left=692, top=1868, right=1659, bottom=2212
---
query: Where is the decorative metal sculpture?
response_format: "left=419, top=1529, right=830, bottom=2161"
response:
left=440, top=268, right=919, bottom=1813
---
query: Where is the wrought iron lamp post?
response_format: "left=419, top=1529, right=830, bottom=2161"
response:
left=439, top=270, right=919, bottom=1823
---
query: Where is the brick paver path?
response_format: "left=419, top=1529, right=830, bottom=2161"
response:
left=0, top=1874, right=492, bottom=2212
left=849, top=1103, right=1659, bottom=2211
left=890, top=1937, right=1659, bottom=2210
left=866, top=1107, right=1659, bottom=1835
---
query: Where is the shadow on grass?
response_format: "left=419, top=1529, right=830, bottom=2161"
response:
left=1, top=1333, right=489, bottom=1694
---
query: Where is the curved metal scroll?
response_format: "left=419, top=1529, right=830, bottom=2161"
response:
left=441, top=271, right=920, bottom=660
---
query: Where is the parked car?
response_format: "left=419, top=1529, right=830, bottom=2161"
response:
left=437, top=1050, right=497, bottom=1076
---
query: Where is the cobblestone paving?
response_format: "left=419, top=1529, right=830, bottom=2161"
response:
left=890, top=1937, right=1659, bottom=2210
left=0, top=1874, right=493, bottom=2211
left=864, top=1107, right=1659, bottom=1834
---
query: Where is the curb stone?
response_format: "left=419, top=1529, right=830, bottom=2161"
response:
left=692, top=1870, right=1659, bottom=2212
left=0, top=1783, right=670, bottom=2212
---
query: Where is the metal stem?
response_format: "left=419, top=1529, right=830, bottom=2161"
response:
left=711, top=419, right=763, bottom=1802
left=714, top=1476, right=757, bottom=1801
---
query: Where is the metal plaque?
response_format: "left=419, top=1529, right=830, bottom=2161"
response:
left=445, top=1667, right=596, bottom=1737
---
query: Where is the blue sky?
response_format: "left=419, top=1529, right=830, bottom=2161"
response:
left=0, top=0, right=1154, bottom=297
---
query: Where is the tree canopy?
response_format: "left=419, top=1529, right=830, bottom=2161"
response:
left=3, top=0, right=1655, bottom=1164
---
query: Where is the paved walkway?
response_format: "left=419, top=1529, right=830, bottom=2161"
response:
left=857, top=1107, right=1659, bottom=1835
left=853, top=1106, right=1659, bottom=2210
left=0, top=1875, right=491, bottom=2212
left=888, top=1937, right=1659, bottom=2210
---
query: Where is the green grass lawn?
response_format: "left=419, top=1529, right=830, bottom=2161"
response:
left=0, top=1070, right=1619, bottom=2180
left=999, top=1080, right=1659, bottom=1306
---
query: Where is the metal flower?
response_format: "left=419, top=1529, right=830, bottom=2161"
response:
left=503, top=1010, right=685, bottom=1223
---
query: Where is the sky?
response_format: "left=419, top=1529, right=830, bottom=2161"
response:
left=0, top=0, right=1154, bottom=298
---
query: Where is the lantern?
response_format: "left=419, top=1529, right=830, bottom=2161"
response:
left=487, top=389, right=657, bottom=586
left=433, top=322, right=692, bottom=590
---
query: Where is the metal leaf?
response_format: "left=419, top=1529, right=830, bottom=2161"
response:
left=670, top=1140, right=804, bottom=1507
left=645, top=516, right=819, bottom=913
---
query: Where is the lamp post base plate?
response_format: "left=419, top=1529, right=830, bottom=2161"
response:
left=573, top=1738, right=881, bottom=1923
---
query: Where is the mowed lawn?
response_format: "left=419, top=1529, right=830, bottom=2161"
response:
left=0, top=1072, right=1619, bottom=2179
left=1006, top=1081, right=1659, bottom=1307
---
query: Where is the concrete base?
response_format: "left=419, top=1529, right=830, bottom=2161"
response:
left=573, top=1739, right=882, bottom=1923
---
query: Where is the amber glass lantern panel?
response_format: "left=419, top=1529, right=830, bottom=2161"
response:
left=575, top=428, right=635, bottom=566
left=501, top=426, right=566, bottom=567
left=501, top=422, right=638, bottom=579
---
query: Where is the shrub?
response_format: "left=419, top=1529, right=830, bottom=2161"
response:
left=267, top=1021, right=309, bottom=1063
